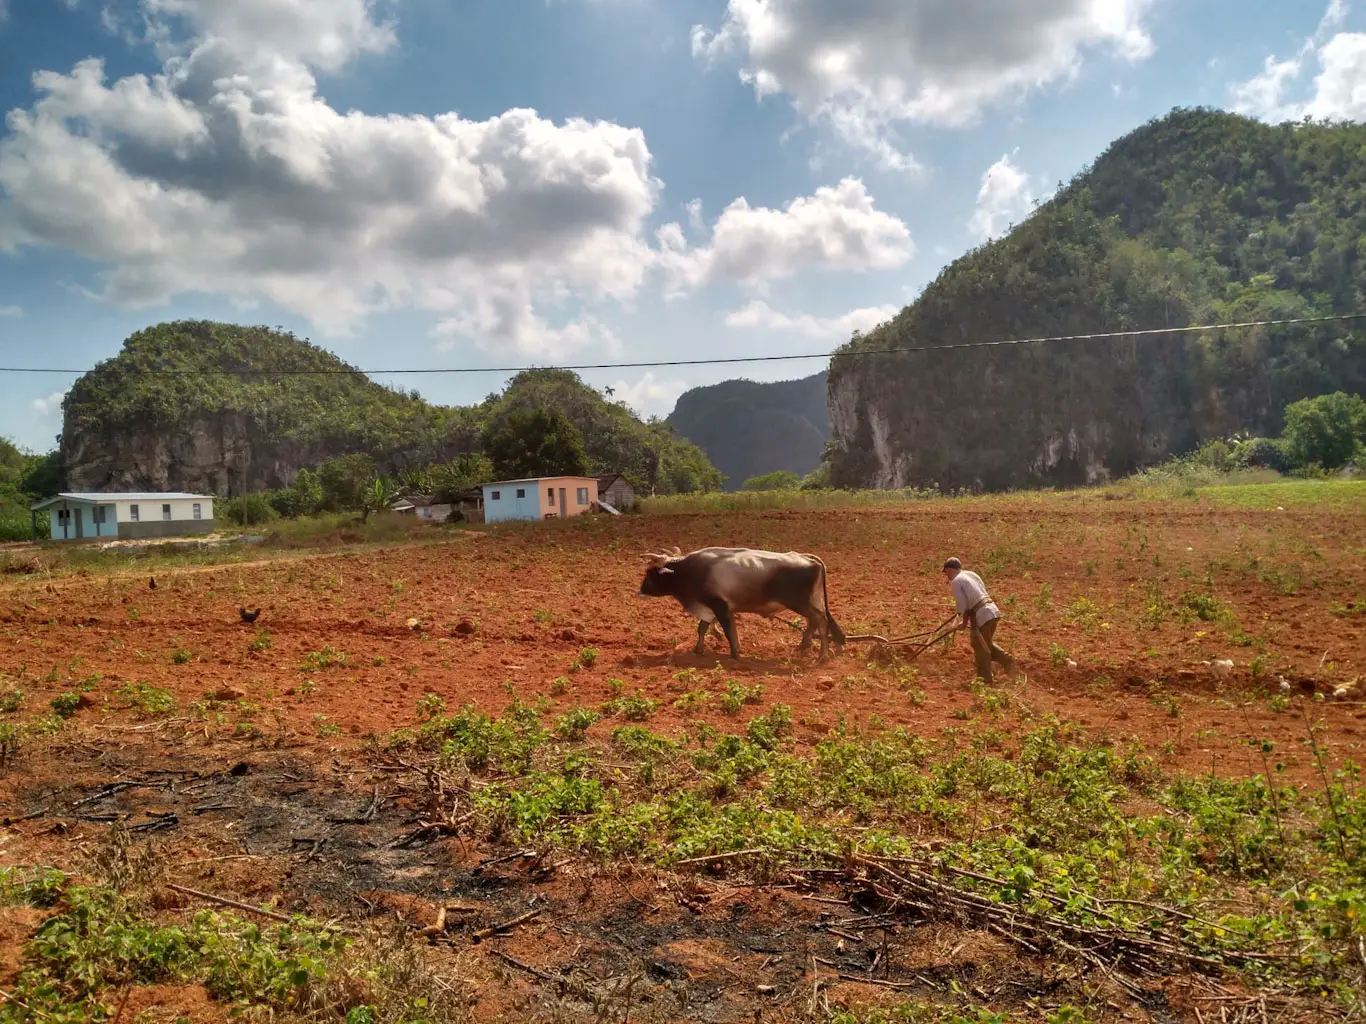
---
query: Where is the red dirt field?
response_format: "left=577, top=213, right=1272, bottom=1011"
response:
left=2, top=499, right=1362, bottom=777
left=1, top=496, right=1364, bottom=1023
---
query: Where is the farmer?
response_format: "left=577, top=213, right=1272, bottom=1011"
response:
left=942, top=557, right=1015, bottom=684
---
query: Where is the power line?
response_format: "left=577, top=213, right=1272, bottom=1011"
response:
left=0, top=312, right=1361, bottom=377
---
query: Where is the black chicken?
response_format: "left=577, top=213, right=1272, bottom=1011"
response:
left=148, top=576, right=157, bottom=590
left=239, top=607, right=262, bottom=624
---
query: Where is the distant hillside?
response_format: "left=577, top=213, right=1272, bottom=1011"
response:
left=666, top=373, right=830, bottom=489
left=60, top=321, right=720, bottom=495
left=827, top=108, right=1366, bottom=491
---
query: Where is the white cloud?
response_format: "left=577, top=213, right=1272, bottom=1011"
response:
left=693, top=0, right=1155, bottom=167
left=1, top=0, right=918, bottom=357
left=0, top=305, right=22, bottom=317
left=610, top=372, right=689, bottom=419
left=968, top=152, right=1035, bottom=241
left=0, top=0, right=659, bottom=355
left=1230, top=2, right=1366, bottom=122
left=656, top=177, right=912, bottom=295
left=724, top=299, right=898, bottom=339
left=685, top=198, right=704, bottom=230
left=30, top=389, right=67, bottom=417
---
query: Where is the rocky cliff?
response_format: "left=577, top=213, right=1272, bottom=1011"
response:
left=827, top=108, right=1366, bottom=491
left=60, top=321, right=718, bottom=495
left=666, top=373, right=829, bottom=489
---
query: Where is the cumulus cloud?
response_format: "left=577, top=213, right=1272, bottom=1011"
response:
left=656, top=178, right=912, bottom=295
left=610, top=372, right=689, bottom=418
left=968, top=152, right=1035, bottom=241
left=30, top=389, right=67, bottom=417
left=1231, top=1, right=1366, bottom=122
left=0, top=305, right=22, bottom=317
left=0, top=0, right=659, bottom=353
left=0, top=0, right=919, bottom=356
left=724, top=299, right=898, bottom=339
left=692, top=0, right=1155, bottom=167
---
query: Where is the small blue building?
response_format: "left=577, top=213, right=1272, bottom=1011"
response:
left=479, top=476, right=599, bottom=524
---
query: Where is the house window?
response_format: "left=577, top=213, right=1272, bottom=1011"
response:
left=491, top=491, right=501, bottom=501
left=192, top=503, right=202, bottom=520
left=93, top=506, right=107, bottom=525
left=546, top=488, right=555, bottom=505
left=129, top=505, right=140, bottom=522
left=162, top=504, right=172, bottom=521
left=576, top=488, right=588, bottom=505
left=516, top=488, right=525, bottom=499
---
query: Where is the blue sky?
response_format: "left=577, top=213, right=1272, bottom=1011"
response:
left=0, top=0, right=1361, bottom=453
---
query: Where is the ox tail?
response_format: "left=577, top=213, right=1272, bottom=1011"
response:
left=808, top=554, right=846, bottom=646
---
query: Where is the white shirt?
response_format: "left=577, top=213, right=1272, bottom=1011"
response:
left=951, top=570, right=1001, bottom=628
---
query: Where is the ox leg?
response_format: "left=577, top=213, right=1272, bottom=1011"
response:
left=706, top=599, right=740, bottom=660
left=693, top=618, right=710, bottom=656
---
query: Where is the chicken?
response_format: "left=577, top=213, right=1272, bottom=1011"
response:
left=239, top=607, right=262, bottom=624
left=148, top=576, right=158, bottom=590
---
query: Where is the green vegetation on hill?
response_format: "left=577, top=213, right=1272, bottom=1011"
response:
left=828, top=108, right=1366, bottom=491
left=65, top=321, right=479, bottom=465
left=58, top=322, right=719, bottom=498
left=666, top=373, right=829, bottom=490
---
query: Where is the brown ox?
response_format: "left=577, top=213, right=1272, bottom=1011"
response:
left=636, top=546, right=845, bottom=660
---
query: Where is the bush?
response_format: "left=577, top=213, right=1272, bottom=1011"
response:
left=1233, top=436, right=1290, bottom=472
left=1280, top=391, right=1366, bottom=471
left=218, top=493, right=278, bottom=527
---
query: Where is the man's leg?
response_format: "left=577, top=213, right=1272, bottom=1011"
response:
left=970, top=620, right=994, bottom=684
left=979, top=619, right=1015, bottom=676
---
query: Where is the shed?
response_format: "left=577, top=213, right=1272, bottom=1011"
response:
left=390, top=493, right=454, bottom=523
left=30, top=493, right=215, bottom=542
left=597, top=474, right=636, bottom=512
left=480, top=476, right=599, bottom=523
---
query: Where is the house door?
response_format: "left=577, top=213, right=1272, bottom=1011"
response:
left=74, top=508, right=84, bottom=539
left=558, top=488, right=567, bottom=518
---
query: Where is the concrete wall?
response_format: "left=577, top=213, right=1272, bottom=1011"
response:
left=483, top=483, right=542, bottom=523
left=117, top=519, right=216, bottom=540
left=116, top=498, right=213, bottom=526
left=482, top=478, right=597, bottom=523
left=48, top=503, right=118, bottom=541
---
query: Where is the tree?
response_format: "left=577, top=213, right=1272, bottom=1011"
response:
left=361, top=476, right=402, bottom=523
left=318, top=453, right=378, bottom=511
left=273, top=467, right=324, bottom=517
left=482, top=407, right=589, bottom=479
left=1280, top=392, right=1366, bottom=470
left=742, top=470, right=801, bottom=491
left=428, top=452, right=495, bottom=502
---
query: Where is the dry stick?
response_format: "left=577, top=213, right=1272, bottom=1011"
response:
left=836, top=973, right=918, bottom=990
left=1296, top=696, right=1349, bottom=860
left=471, top=906, right=542, bottom=942
left=674, top=848, right=765, bottom=867
left=0, top=986, right=51, bottom=1020
left=166, top=883, right=292, bottom=923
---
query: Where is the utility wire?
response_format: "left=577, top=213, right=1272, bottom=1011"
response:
left=0, top=312, right=1361, bottom=377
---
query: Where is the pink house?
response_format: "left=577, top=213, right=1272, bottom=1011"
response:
left=480, top=476, right=601, bottom=523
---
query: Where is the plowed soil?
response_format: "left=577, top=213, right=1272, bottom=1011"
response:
left=2, top=495, right=1364, bottom=1023
left=3, top=499, right=1363, bottom=777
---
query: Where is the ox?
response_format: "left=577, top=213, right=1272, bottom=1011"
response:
left=636, top=546, right=845, bottom=660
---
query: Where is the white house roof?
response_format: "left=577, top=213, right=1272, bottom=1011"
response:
left=30, top=492, right=215, bottom=510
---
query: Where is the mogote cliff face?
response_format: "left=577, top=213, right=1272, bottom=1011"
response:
left=824, top=341, right=1196, bottom=493
left=61, top=412, right=325, bottom=494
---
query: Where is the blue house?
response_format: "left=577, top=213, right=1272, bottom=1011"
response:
left=479, top=476, right=599, bottom=523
